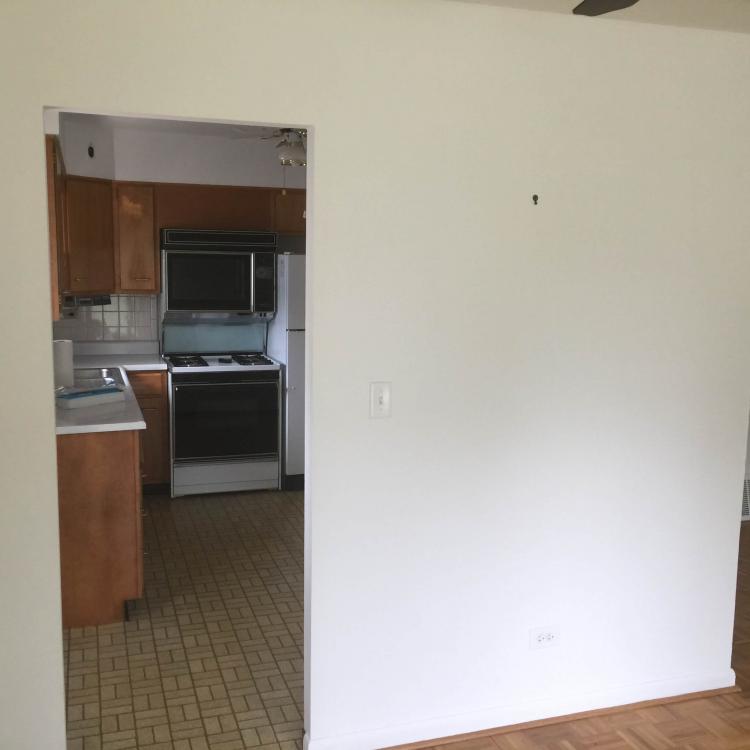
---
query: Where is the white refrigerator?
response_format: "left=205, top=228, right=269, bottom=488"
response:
left=267, top=253, right=305, bottom=489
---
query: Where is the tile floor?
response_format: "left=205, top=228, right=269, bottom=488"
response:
left=64, top=490, right=304, bottom=750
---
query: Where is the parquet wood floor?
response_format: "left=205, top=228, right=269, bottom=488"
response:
left=391, top=522, right=750, bottom=750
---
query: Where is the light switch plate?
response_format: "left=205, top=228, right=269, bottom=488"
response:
left=369, top=382, right=391, bottom=418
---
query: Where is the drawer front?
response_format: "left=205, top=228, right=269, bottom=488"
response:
left=128, top=370, right=164, bottom=398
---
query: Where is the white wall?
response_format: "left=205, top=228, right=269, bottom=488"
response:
left=2, top=2, right=750, bottom=750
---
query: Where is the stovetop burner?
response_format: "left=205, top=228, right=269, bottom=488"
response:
left=232, top=353, right=274, bottom=366
left=168, top=354, right=208, bottom=367
left=166, top=352, right=279, bottom=371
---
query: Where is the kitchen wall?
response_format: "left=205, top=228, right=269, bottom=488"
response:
left=52, top=295, right=158, bottom=343
left=59, top=112, right=115, bottom=180
left=59, top=113, right=306, bottom=188
left=3, top=2, right=750, bottom=750
left=113, top=127, right=306, bottom=188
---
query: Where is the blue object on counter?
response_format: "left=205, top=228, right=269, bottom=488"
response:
left=56, top=385, right=123, bottom=401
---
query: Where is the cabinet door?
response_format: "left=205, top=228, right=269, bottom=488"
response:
left=273, top=189, right=306, bottom=234
left=65, top=176, right=115, bottom=292
left=139, top=399, right=168, bottom=484
left=57, top=430, right=142, bottom=627
left=129, top=371, right=169, bottom=484
left=155, top=183, right=274, bottom=230
left=115, top=183, right=157, bottom=292
left=45, top=136, right=66, bottom=319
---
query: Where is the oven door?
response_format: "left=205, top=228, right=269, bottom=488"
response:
left=165, top=250, right=253, bottom=312
left=173, top=379, right=279, bottom=461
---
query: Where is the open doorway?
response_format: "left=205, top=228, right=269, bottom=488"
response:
left=47, top=110, right=308, bottom=750
left=732, top=428, right=750, bottom=690
left=733, top=520, right=750, bottom=689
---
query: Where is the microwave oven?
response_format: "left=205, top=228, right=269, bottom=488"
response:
left=161, top=229, right=277, bottom=314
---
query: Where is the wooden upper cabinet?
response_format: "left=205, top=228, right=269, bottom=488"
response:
left=273, top=189, right=306, bottom=235
left=65, top=176, right=115, bottom=293
left=114, top=183, right=157, bottom=293
left=57, top=179, right=303, bottom=301
left=155, top=183, right=273, bottom=231
left=45, top=135, right=67, bottom=319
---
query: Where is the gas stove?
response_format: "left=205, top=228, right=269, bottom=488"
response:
left=165, top=352, right=280, bottom=373
left=166, top=351, right=282, bottom=497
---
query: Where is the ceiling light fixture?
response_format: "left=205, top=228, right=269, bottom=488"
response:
left=276, top=130, right=307, bottom=167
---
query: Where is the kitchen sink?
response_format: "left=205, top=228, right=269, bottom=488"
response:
left=72, top=367, right=127, bottom=390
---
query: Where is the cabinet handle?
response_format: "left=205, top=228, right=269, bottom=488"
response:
left=74, top=276, right=88, bottom=281
left=134, top=277, right=151, bottom=281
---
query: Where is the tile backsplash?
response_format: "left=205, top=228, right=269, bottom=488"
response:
left=53, top=295, right=158, bottom=342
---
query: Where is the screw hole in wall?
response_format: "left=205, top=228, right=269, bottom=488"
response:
left=532, top=194, right=539, bottom=205
left=87, top=144, right=95, bottom=158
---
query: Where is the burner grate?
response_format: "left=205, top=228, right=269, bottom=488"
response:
left=169, top=355, right=208, bottom=367
left=233, top=353, right=274, bottom=366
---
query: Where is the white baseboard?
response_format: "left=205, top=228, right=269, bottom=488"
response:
left=304, top=669, right=735, bottom=750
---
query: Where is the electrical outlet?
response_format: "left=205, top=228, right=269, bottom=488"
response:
left=529, top=627, right=559, bottom=650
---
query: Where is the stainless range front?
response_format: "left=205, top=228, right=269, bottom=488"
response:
left=167, top=354, right=281, bottom=497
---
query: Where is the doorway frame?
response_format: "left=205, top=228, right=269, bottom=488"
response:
left=43, top=104, right=315, bottom=748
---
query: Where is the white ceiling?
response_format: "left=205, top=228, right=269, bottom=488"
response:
left=456, top=0, right=750, bottom=33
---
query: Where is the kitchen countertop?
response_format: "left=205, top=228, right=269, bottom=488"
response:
left=73, top=353, right=167, bottom=371
left=55, top=367, right=147, bottom=436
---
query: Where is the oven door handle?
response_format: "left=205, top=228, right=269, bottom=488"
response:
left=173, top=382, right=279, bottom=390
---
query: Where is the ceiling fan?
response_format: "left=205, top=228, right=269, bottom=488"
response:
left=228, top=126, right=307, bottom=167
left=573, top=0, right=640, bottom=16
left=269, top=129, right=307, bottom=167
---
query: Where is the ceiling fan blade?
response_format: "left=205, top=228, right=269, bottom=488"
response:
left=573, top=0, right=640, bottom=16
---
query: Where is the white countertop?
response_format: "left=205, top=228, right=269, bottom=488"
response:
left=73, top=353, right=167, bottom=371
left=55, top=367, right=147, bottom=436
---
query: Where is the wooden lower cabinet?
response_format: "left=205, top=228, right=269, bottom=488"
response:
left=57, top=429, right=143, bottom=628
left=128, top=371, right=169, bottom=485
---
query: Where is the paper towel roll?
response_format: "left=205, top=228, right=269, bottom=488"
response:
left=53, top=339, right=74, bottom=388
